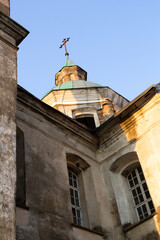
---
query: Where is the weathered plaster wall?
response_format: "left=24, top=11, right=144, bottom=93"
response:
left=72, top=226, right=103, bottom=240
left=0, top=26, right=17, bottom=240
left=120, top=92, right=160, bottom=236
left=16, top=89, right=116, bottom=239
left=96, top=90, right=160, bottom=239
left=16, top=120, right=74, bottom=239
left=15, top=81, right=160, bottom=240
left=125, top=216, right=159, bottom=240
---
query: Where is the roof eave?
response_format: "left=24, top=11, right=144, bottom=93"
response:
left=95, top=84, right=158, bottom=134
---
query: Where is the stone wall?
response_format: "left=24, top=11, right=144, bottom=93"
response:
left=0, top=0, right=10, bottom=16
left=0, top=38, right=17, bottom=239
left=0, top=5, right=17, bottom=237
left=0, top=6, right=28, bottom=239
left=55, top=66, right=87, bottom=86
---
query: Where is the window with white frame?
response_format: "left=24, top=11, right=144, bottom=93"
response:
left=68, top=170, right=82, bottom=226
left=127, top=166, right=155, bottom=221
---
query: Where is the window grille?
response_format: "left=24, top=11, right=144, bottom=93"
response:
left=68, top=170, right=82, bottom=226
left=127, top=166, right=155, bottom=221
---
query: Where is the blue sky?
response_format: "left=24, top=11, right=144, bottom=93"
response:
left=10, top=0, right=160, bottom=101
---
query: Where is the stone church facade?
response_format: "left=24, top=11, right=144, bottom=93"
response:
left=0, top=1, right=160, bottom=240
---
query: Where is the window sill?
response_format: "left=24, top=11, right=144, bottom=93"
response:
left=123, top=212, right=157, bottom=232
left=71, top=223, right=103, bottom=236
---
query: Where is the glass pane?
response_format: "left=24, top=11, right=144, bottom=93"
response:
left=137, top=207, right=142, bottom=216
left=134, top=197, right=139, bottom=205
left=69, top=178, right=73, bottom=186
left=77, top=209, right=81, bottom=218
left=145, top=191, right=150, bottom=199
left=137, top=186, right=141, bottom=194
left=137, top=166, right=142, bottom=174
left=129, top=180, right=134, bottom=188
left=142, top=183, right=147, bottom=191
left=148, top=200, right=155, bottom=213
left=75, top=190, right=78, bottom=198
left=132, top=189, right=137, bottom=197
left=71, top=197, right=75, bottom=205
left=132, top=170, right=136, bottom=177
left=139, top=173, right=144, bottom=181
left=139, top=215, right=144, bottom=220
left=73, top=174, right=76, bottom=180
left=133, top=177, right=138, bottom=185
left=69, top=171, right=72, bottom=178
left=128, top=174, right=132, bottom=180
left=139, top=194, right=144, bottom=203
left=76, top=199, right=80, bottom=207
left=144, top=212, right=149, bottom=217
left=74, top=180, right=77, bottom=188
left=142, top=204, right=147, bottom=213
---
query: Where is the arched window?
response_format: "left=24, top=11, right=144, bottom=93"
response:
left=66, top=153, right=90, bottom=227
left=68, top=170, right=82, bottom=226
left=109, top=152, right=156, bottom=225
left=127, top=166, right=155, bottom=221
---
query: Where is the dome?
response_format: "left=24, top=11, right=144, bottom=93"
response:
left=53, top=80, right=102, bottom=90
left=42, top=80, right=102, bottom=99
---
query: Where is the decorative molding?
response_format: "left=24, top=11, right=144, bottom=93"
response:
left=0, top=11, right=29, bottom=47
left=17, top=86, right=98, bottom=149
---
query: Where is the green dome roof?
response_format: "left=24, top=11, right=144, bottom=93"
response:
left=53, top=80, right=101, bottom=90
left=42, top=80, right=102, bottom=98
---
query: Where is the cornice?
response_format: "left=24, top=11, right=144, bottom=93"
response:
left=97, top=85, right=160, bottom=151
left=0, top=11, right=29, bottom=47
left=95, top=85, right=157, bottom=138
left=17, top=85, right=98, bottom=150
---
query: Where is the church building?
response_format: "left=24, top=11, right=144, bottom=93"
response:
left=0, top=1, right=160, bottom=239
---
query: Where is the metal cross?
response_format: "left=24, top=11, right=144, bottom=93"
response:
left=59, top=38, right=70, bottom=56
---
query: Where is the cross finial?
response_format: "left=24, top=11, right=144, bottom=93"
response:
left=59, top=38, right=70, bottom=56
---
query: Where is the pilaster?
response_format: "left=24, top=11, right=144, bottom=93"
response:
left=0, top=9, right=29, bottom=240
